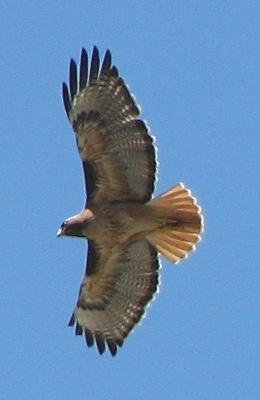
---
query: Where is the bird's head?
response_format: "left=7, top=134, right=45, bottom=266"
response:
left=57, top=209, right=94, bottom=238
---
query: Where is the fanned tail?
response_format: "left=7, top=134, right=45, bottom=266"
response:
left=147, top=183, right=204, bottom=263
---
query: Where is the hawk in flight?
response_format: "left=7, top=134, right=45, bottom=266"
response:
left=58, top=46, right=204, bottom=356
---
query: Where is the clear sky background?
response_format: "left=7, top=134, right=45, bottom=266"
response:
left=1, top=2, right=259, bottom=399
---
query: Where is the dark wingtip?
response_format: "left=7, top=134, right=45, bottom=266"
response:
left=75, top=323, right=83, bottom=335
left=109, top=65, right=119, bottom=78
left=68, top=311, right=75, bottom=327
left=116, top=338, right=124, bottom=348
left=95, top=332, right=106, bottom=355
left=69, top=58, right=78, bottom=101
left=92, top=45, right=98, bottom=52
left=80, top=47, right=88, bottom=90
left=84, top=329, right=94, bottom=348
left=89, top=46, right=100, bottom=83
left=106, top=339, right=117, bottom=356
left=63, top=47, right=116, bottom=121
left=62, top=82, right=71, bottom=120
left=100, top=49, right=112, bottom=76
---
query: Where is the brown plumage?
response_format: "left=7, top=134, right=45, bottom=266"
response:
left=58, top=46, right=204, bottom=356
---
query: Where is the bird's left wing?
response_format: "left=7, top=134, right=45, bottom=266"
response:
left=68, top=239, right=160, bottom=356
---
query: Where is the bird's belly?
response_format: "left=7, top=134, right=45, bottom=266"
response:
left=88, top=202, right=158, bottom=244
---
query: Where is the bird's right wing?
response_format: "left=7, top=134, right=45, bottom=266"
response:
left=62, top=47, right=156, bottom=205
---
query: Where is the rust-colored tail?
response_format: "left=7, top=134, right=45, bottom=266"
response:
left=147, top=183, right=204, bottom=263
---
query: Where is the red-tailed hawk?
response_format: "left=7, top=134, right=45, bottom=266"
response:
left=58, top=46, right=203, bottom=356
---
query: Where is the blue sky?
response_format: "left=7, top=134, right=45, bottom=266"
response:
left=1, top=2, right=259, bottom=399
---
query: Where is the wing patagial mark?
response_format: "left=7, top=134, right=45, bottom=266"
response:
left=72, top=110, right=101, bottom=132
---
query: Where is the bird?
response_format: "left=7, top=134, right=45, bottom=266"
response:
left=57, top=46, right=204, bottom=356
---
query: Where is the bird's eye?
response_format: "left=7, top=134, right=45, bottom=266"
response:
left=61, top=221, right=69, bottom=229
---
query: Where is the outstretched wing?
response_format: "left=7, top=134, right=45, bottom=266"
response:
left=62, top=47, right=156, bottom=205
left=68, top=239, right=160, bottom=356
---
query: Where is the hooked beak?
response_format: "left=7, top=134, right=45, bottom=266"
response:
left=56, top=228, right=64, bottom=237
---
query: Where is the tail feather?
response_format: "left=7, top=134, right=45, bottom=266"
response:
left=147, top=183, right=204, bottom=264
